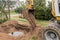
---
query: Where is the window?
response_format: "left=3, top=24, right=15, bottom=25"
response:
left=54, top=0, right=60, bottom=16
left=58, top=0, right=60, bottom=12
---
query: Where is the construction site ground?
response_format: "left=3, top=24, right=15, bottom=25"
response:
left=0, top=20, right=50, bottom=40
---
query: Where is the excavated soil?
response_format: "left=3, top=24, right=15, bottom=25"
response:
left=0, top=20, right=43, bottom=40
left=0, top=20, right=31, bottom=33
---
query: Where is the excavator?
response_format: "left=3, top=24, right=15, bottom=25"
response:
left=22, top=0, right=60, bottom=40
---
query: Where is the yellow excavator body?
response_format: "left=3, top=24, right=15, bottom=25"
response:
left=52, top=0, right=60, bottom=20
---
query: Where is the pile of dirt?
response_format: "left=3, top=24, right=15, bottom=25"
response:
left=0, top=20, right=43, bottom=40
left=0, top=20, right=32, bottom=40
left=0, top=20, right=31, bottom=33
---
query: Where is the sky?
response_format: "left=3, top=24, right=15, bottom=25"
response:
left=19, top=0, right=26, bottom=2
left=46, top=0, right=51, bottom=6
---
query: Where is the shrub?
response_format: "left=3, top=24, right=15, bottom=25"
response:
left=34, top=7, right=53, bottom=20
left=15, top=7, right=23, bottom=13
left=0, top=19, right=7, bottom=24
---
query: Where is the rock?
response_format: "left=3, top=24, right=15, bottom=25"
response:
left=8, top=31, right=24, bottom=37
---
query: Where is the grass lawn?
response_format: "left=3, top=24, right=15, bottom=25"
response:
left=37, top=20, right=50, bottom=27
left=11, top=17, right=49, bottom=27
left=18, top=19, right=50, bottom=27
left=10, top=11, right=20, bottom=15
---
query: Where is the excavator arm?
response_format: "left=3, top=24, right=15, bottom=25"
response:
left=22, top=0, right=36, bottom=30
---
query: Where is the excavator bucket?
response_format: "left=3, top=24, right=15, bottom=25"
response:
left=22, top=10, right=36, bottom=30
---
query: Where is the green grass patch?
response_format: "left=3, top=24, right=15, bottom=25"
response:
left=11, top=17, right=49, bottom=27
left=37, top=20, right=49, bottom=27
left=19, top=18, right=28, bottom=22
left=18, top=19, right=49, bottom=27
left=10, top=11, right=19, bottom=14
